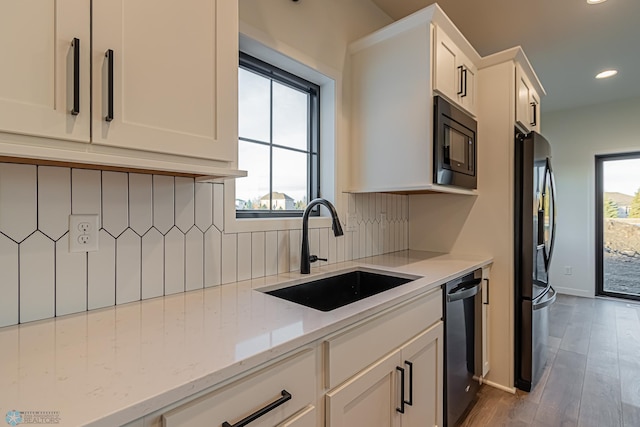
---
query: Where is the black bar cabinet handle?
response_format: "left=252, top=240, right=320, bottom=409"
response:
left=396, top=366, right=405, bottom=414
left=461, top=68, right=468, bottom=98
left=221, top=390, right=291, bottom=427
left=105, top=49, right=114, bottom=122
left=404, top=360, right=413, bottom=406
left=530, top=102, right=537, bottom=126
left=71, top=38, right=80, bottom=115
left=457, top=65, right=464, bottom=95
left=483, top=278, right=490, bottom=305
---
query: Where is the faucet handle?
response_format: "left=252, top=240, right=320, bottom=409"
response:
left=309, top=255, right=327, bottom=263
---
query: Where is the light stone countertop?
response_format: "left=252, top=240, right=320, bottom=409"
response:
left=0, top=250, right=492, bottom=427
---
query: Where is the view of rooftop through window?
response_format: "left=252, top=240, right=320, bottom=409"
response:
left=236, top=55, right=319, bottom=216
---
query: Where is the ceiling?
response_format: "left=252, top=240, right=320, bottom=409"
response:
left=370, top=0, right=640, bottom=113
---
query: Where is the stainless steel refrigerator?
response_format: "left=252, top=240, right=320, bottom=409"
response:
left=514, top=130, right=557, bottom=392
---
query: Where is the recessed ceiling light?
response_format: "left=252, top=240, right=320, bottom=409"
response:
left=596, top=69, right=618, bottom=79
left=587, top=0, right=608, bottom=4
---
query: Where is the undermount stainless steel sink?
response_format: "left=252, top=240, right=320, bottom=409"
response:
left=262, top=269, right=419, bottom=311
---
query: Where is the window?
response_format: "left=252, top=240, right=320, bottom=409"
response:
left=236, top=52, right=320, bottom=218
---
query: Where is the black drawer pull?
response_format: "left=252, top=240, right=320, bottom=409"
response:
left=396, top=366, right=406, bottom=414
left=105, top=49, right=114, bottom=122
left=404, top=360, right=413, bottom=406
left=221, top=390, right=291, bottom=427
left=457, top=65, right=464, bottom=95
left=71, top=38, right=80, bottom=115
left=461, top=68, right=468, bottom=98
left=483, top=278, right=490, bottom=305
left=530, top=102, right=537, bottom=127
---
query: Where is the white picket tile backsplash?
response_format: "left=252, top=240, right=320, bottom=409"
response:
left=0, top=234, right=18, bottom=326
left=165, top=227, right=185, bottom=295
left=152, top=175, right=174, bottom=234
left=195, top=182, right=213, bottom=232
left=265, top=231, right=278, bottom=277
left=38, top=166, right=71, bottom=241
left=221, top=233, right=237, bottom=284
left=174, top=177, right=195, bottom=233
left=141, top=228, right=164, bottom=299
left=102, top=171, right=129, bottom=237
left=129, top=173, right=153, bottom=235
left=0, top=164, right=37, bottom=242
left=0, top=163, right=409, bottom=327
left=277, top=230, right=290, bottom=274
left=20, top=232, right=55, bottom=323
left=237, top=232, right=252, bottom=282
left=204, top=227, right=221, bottom=287
left=251, top=232, right=265, bottom=279
left=71, top=169, right=101, bottom=215
left=88, top=230, right=116, bottom=310
left=55, top=237, right=87, bottom=316
left=185, top=228, right=204, bottom=291
left=116, top=229, right=142, bottom=304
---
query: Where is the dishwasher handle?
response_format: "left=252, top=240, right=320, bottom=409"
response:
left=446, top=278, right=481, bottom=303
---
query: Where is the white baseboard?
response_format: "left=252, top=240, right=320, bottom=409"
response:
left=480, top=378, right=516, bottom=394
left=553, top=286, right=593, bottom=298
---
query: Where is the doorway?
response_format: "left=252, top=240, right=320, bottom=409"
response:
left=595, top=153, right=640, bottom=301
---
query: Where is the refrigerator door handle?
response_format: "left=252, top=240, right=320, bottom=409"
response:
left=547, top=165, right=557, bottom=265
left=447, top=280, right=481, bottom=302
left=533, top=286, right=556, bottom=311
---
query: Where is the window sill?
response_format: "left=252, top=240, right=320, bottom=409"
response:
left=224, top=215, right=332, bottom=234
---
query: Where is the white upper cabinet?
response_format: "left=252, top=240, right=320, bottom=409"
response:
left=0, top=0, right=90, bottom=142
left=0, top=0, right=241, bottom=177
left=433, top=25, right=477, bottom=116
left=348, top=4, right=479, bottom=194
left=516, top=62, right=541, bottom=134
left=92, top=0, right=237, bottom=161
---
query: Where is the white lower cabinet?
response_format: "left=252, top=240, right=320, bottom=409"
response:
left=481, top=266, right=491, bottom=377
left=399, top=324, right=443, bottom=427
left=154, top=289, right=445, bottom=427
left=162, top=348, right=316, bottom=427
left=326, top=348, right=403, bottom=427
left=326, top=323, right=443, bottom=427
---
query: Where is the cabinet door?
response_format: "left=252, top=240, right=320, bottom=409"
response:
left=163, top=349, right=316, bottom=427
left=481, top=267, right=491, bottom=377
left=457, top=55, right=477, bottom=116
left=326, top=350, right=402, bottom=427
left=92, top=0, right=237, bottom=161
left=433, top=25, right=477, bottom=116
left=529, top=91, right=541, bottom=133
left=516, top=64, right=541, bottom=134
left=400, top=323, right=443, bottom=427
left=0, top=0, right=90, bottom=142
left=433, top=25, right=460, bottom=105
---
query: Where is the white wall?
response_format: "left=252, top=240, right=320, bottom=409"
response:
left=542, top=96, right=640, bottom=297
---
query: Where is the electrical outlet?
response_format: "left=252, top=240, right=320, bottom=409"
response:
left=346, top=213, right=358, bottom=232
left=564, top=266, right=572, bottom=275
left=69, top=214, right=99, bottom=252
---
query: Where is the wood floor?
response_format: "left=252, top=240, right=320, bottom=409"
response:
left=459, top=294, right=640, bottom=427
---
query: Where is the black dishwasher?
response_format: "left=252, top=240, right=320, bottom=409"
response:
left=443, top=269, right=482, bottom=427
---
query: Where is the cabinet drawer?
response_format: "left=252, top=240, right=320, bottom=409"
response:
left=163, top=348, right=316, bottom=427
left=324, top=288, right=442, bottom=389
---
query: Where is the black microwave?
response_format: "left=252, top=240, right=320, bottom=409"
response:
left=433, top=96, right=477, bottom=189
